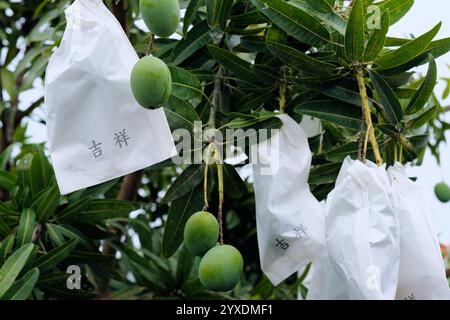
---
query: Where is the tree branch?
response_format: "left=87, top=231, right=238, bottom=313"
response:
left=111, top=0, right=128, bottom=36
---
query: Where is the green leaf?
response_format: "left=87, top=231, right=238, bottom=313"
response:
left=16, top=209, right=36, bottom=247
left=46, top=224, right=92, bottom=249
left=169, top=66, right=202, bottom=100
left=364, top=10, right=390, bottom=62
left=295, top=100, right=362, bottom=129
left=172, top=20, right=213, bottom=65
left=266, top=41, right=336, bottom=74
left=230, top=9, right=267, bottom=25
left=290, top=0, right=346, bottom=35
left=0, top=171, right=17, bottom=191
left=1, top=268, right=39, bottom=300
left=72, top=200, right=139, bottom=223
left=0, top=235, right=14, bottom=265
left=0, top=243, right=35, bottom=298
left=183, top=0, right=204, bottom=36
left=251, top=0, right=330, bottom=47
left=405, top=55, right=437, bottom=114
left=29, top=148, right=52, bottom=197
left=67, top=250, right=114, bottom=264
left=206, top=0, right=233, bottom=29
left=207, top=45, right=261, bottom=84
left=175, top=244, right=194, bottom=287
left=309, top=163, right=342, bottom=185
left=1, top=68, right=15, bottom=98
left=0, top=144, right=15, bottom=171
left=162, top=185, right=203, bottom=258
left=161, top=164, right=205, bottom=204
left=409, top=105, right=437, bottom=129
left=80, top=178, right=119, bottom=199
left=108, top=286, right=145, bottom=300
left=378, top=0, right=414, bottom=25
left=375, top=22, right=441, bottom=69
left=0, top=215, right=12, bottom=237
left=345, top=0, right=365, bottom=62
left=30, top=185, right=61, bottom=222
left=164, top=95, right=201, bottom=132
left=303, top=0, right=334, bottom=13
left=56, top=196, right=91, bottom=221
left=29, top=238, right=77, bottom=273
left=16, top=153, right=33, bottom=190
left=369, top=70, right=403, bottom=124
left=222, top=164, right=248, bottom=199
left=46, top=223, right=65, bottom=246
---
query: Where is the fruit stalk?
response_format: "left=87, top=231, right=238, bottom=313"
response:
left=203, top=161, right=209, bottom=211
left=146, top=33, right=155, bottom=56
left=215, top=147, right=224, bottom=246
left=279, top=82, right=286, bottom=113
left=355, top=69, right=383, bottom=166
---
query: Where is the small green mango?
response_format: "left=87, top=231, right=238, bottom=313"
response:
left=130, top=56, right=171, bottom=108
left=184, top=212, right=219, bottom=257
left=435, top=182, right=450, bottom=203
left=140, top=0, right=180, bottom=38
left=199, top=245, right=243, bottom=292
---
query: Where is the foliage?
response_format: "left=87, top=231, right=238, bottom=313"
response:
left=0, top=0, right=449, bottom=300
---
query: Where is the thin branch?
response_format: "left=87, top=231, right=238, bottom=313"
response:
left=355, top=69, right=383, bottom=166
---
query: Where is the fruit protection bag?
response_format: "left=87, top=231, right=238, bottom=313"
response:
left=325, top=157, right=400, bottom=300
left=45, top=0, right=176, bottom=195
left=306, top=252, right=349, bottom=300
left=252, top=114, right=325, bottom=286
left=387, top=164, right=450, bottom=300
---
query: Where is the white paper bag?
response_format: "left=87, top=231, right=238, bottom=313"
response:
left=45, top=0, right=176, bottom=195
left=306, top=252, right=349, bottom=300
left=388, top=164, right=450, bottom=300
left=325, top=157, right=400, bottom=300
left=253, top=114, right=325, bottom=286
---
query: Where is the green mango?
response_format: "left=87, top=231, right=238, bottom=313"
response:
left=130, top=56, right=172, bottom=108
left=199, top=245, right=243, bottom=292
left=435, top=182, right=450, bottom=203
left=140, top=0, right=180, bottom=38
left=184, top=212, right=219, bottom=257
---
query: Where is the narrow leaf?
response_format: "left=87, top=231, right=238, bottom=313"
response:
left=266, top=41, right=336, bottom=74
left=1, top=268, right=39, bottom=300
left=164, top=96, right=201, bottom=132
left=206, top=0, right=233, bottom=29
left=30, top=185, right=61, bottom=222
left=162, top=185, right=203, bottom=258
left=29, top=238, right=77, bottom=273
left=251, top=0, right=330, bottom=47
left=409, top=106, right=437, bottom=129
left=0, top=243, right=35, bottom=297
left=375, top=22, right=441, bottom=69
left=364, top=10, right=390, bottom=62
left=405, top=55, right=437, bottom=114
left=169, top=66, right=202, bottom=101
left=345, top=0, right=365, bottom=62
left=369, top=70, right=403, bottom=124
left=207, top=45, right=261, bottom=83
left=161, top=164, right=205, bottom=204
left=295, top=100, right=363, bottom=129
left=16, top=209, right=36, bottom=247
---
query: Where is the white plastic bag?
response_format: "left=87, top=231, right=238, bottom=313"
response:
left=388, top=164, right=450, bottom=300
left=253, top=114, right=325, bottom=286
left=325, top=157, right=400, bottom=300
left=45, top=0, right=176, bottom=195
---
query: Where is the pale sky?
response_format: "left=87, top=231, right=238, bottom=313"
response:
left=387, top=0, right=450, bottom=242
left=21, top=0, right=450, bottom=242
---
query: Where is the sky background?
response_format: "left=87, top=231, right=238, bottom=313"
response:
left=21, top=0, right=450, bottom=243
